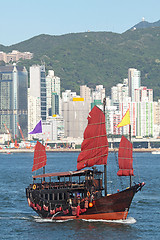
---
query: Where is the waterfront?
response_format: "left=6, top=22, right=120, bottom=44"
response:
left=0, top=147, right=159, bottom=153
left=0, top=152, right=159, bottom=240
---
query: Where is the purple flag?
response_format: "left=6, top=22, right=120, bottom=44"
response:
left=29, top=120, right=42, bottom=134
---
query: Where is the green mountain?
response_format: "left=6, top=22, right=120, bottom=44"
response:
left=0, top=27, right=160, bottom=100
left=132, top=19, right=160, bottom=30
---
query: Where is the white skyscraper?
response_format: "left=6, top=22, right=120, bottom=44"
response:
left=46, top=70, right=60, bottom=117
left=29, top=65, right=46, bottom=120
left=128, top=68, right=141, bottom=101
left=62, top=90, right=77, bottom=102
left=80, top=85, right=91, bottom=111
left=80, top=85, right=91, bottom=102
left=92, top=85, right=105, bottom=103
left=28, top=65, right=46, bottom=139
left=134, top=86, right=153, bottom=102
left=28, top=90, right=41, bottom=138
left=46, top=70, right=60, bottom=96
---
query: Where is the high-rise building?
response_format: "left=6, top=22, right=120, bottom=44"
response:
left=80, top=85, right=91, bottom=102
left=91, top=85, right=105, bottom=103
left=128, top=68, right=141, bottom=101
left=28, top=65, right=46, bottom=139
left=119, top=102, right=154, bottom=137
left=62, top=90, right=77, bottom=102
left=50, top=93, right=59, bottom=116
left=0, top=64, right=28, bottom=138
left=46, top=70, right=60, bottom=117
left=28, top=90, right=41, bottom=138
left=80, top=85, right=91, bottom=111
left=29, top=65, right=46, bottom=121
left=42, top=116, right=64, bottom=141
left=134, top=86, right=153, bottom=102
left=111, top=82, right=129, bottom=104
left=62, top=98, right=89, bottom=138
left=153, top=100, right=160, bottom=137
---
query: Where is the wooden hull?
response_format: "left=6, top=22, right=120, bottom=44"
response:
left=27, top=183, right=144, bottom=220
left=47, top=211, right=128, bottom=221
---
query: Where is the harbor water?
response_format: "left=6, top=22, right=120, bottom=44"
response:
left=0, top=152, right=159, bottom=240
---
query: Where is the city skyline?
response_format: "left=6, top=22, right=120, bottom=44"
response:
left=1, top=62, right=160, bottom=145
left=27, top=63, right=159, bottom=140
left=0, top=0, right=159, bottom=45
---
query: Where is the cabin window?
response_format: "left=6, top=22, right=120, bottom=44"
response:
left=45, top=194, right=48, bottom=200
left=54, top=194, right=57, bottom=200
left=49, top=194, right=53, bottom=200
left=57, top=193, right=59, bottom=200
left=74, top=176, right=79, bottom=183
left=59, top=193, right=63, bottom=200
left=95, top=173, right=102, bottom=180
left=80, top=176, right=85, bottom=183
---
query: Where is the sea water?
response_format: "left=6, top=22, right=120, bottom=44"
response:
left=0, top=152, right=159, bottom=240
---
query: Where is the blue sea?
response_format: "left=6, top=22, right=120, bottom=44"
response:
left=0, top=152, right=159, bottom=240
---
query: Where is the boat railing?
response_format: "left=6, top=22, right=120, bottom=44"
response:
left=30, top=180, right=86, bottom=190
left=71, top=182, right=85, bottom=188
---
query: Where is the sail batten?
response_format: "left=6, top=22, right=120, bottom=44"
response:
left=77, top=106, right=109, bottom=170
left=80, top=145, right=109, bottom=152
left=81, top=134, right=108, bottom=140
left=32, top=141, right=47, bottom=172
left=117, top=136, right=134, bottom=176
left=78, top=153, right=108, bottom=163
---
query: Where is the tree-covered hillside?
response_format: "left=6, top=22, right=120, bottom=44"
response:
left=1, top=27, right=160, bottom=99
left=132, top=19, right=160, bottom=30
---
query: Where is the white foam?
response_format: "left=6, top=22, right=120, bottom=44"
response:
left=32, top=216, right=136, bottom=224
left=82, top=217, right=136, bottom=224
left=0, top=216, right=30, bottom=220
left=33, top=216, right=73, bottom=223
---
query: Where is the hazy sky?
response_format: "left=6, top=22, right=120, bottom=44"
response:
left=0, top=0, right=159, bottom=46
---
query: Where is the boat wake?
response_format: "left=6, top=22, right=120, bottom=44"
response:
left=33, top=216, right=73, bottom=223
left=32, top=216, right=136, bottom=224
left=82, top=217, right=136, bottom=224
left=0, top=216, right=30, bottom=220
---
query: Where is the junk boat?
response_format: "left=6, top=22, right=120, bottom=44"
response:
left=26, top=103, right=145, bottom=220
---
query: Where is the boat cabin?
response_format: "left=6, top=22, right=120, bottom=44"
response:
left=27, top=168, right=103, bottom=208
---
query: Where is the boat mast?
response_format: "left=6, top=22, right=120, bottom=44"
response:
left=103, top=97, right=107, bottom=196
left=43, top=166, right=45, bottom=181
left=129, top=124, right=132, bottom=187
left=42, top=138, right=45, bottom=181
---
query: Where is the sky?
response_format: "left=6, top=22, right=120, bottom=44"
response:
left=0, top=0, right=160, bottom=46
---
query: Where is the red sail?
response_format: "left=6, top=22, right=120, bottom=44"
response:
left=32, top=141, right=47, bottom=172
left=117, top=136, right=134, bottom=176
left=77, top=106, right=109, bottom=170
